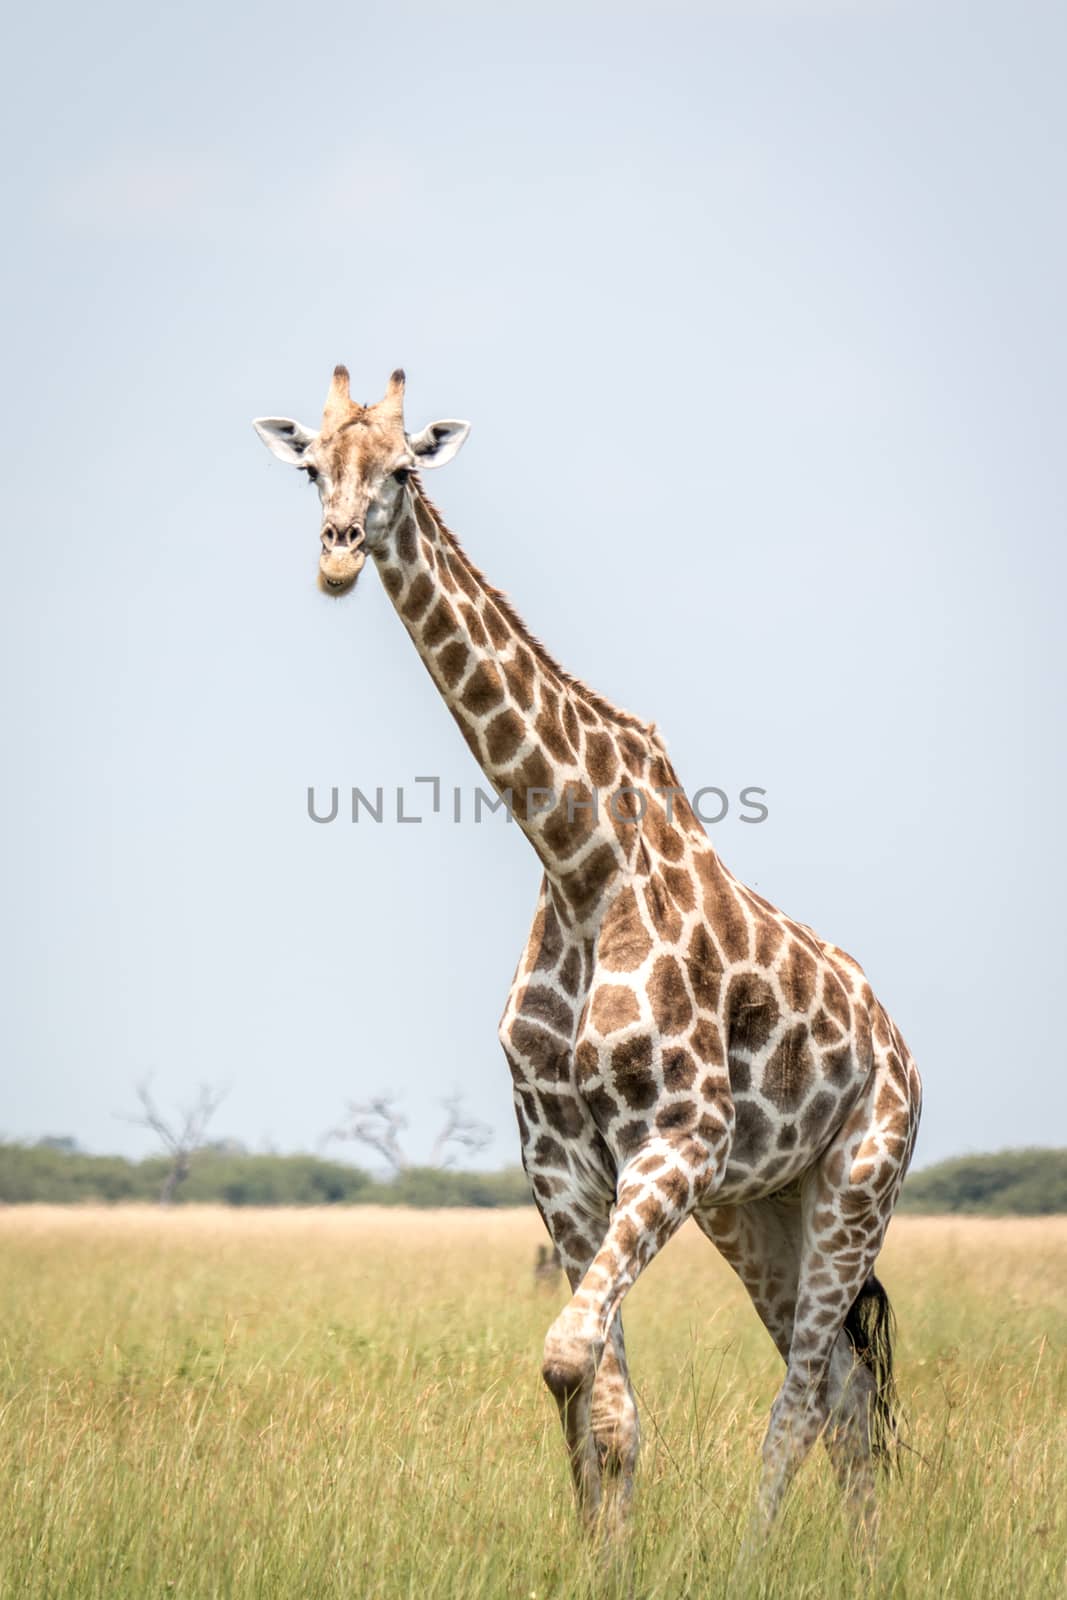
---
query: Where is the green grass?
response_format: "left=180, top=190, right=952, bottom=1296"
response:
left=1, top=1207, right=1064, bottom=1598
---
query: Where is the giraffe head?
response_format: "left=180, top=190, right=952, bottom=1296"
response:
left=253, top=366, right=470, bottom=596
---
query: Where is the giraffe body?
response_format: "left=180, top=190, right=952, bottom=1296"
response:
left=255, top=368, right=922, bottom=1539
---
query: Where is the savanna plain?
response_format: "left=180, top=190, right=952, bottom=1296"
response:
left=2, top=1206, right=1064, bottom=1600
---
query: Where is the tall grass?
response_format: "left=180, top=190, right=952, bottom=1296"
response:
left=1, top=1207, right=1064, bottom=1598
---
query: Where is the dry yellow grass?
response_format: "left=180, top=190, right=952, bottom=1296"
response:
left=1, top=1206, right=1064, bottom=1598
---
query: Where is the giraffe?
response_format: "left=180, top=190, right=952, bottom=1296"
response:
left=254, top=366, right=923, bottom=1541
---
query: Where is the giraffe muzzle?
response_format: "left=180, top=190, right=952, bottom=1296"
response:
left=318, top=533, right=366, bottom=596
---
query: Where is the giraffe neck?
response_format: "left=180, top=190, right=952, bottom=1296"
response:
left=373, top=486, right=677, bottom=922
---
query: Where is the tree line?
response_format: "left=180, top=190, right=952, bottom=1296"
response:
left=0, top=1142, right=1064, bottom=1212
left=0, top=1143, right=531, bottom=1208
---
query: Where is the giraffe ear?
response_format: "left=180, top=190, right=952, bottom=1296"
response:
left=407, top=419, right=471, bottom=469
left=252, top=417, right=318, bottom=465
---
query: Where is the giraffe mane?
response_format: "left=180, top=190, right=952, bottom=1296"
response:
left=411, top=480, right=671, bottom=760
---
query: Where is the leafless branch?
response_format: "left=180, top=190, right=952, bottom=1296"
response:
left=325, top=1095, right=410, bottom=1174
left=429, top=1092, right=493, bottom=1170
left=122, top=1079, right=227, bottom=1205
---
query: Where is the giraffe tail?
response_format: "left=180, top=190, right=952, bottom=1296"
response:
left=842, top=1273, right=901, bottom=1470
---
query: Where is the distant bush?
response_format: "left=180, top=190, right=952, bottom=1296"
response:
left=0, top=1144, right=149, bottom=1204
left=179, top=1152, right=375, bottom=1207
left=899, top=1148, right=1067, bottom=1215
left=0, top=1143, right=534, bottom=1208
left=377, top=1166, right=533, bottom=1208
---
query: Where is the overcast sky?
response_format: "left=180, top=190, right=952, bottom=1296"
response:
left=2, top=0, right=1064, bottom=1171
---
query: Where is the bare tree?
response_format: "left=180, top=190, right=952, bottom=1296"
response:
left=428, top=1091, right=493, bottom=1169
left=325, top=1095, right=410, bottom=1174
left=326, top=1091, right=492, bottom=1173
left=125, top=1080, right=227, bottom=1206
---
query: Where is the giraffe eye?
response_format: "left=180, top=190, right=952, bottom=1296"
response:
left=305, top=466, right=319, bottom=485
left=393, top=466, right=411, bottom=486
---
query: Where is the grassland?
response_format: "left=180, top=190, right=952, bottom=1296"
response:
left=1, top=1207, right=1064, bottom=1599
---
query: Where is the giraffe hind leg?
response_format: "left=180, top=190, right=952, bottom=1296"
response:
left=839, top=1273, right=899, bottom=1468
left=694, top=1194, right=803, bottom=1365
left=750, top=1081, right=915, bottom=1541
left=809, top=1268, right=900, bottom=1542
left=696, top=1193, right=893, bottom=1530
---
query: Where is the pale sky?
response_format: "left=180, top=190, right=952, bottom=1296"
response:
left=2, top=0, right=1064, bottom=1170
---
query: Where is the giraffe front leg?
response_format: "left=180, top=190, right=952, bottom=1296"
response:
left=540, top=1299, right=640, bottom=1533
left=541, top=1274, right=604, bottom=1526
left=542, top=1138, right=713, bottom=1530
left=590, top=1314, right=640, bottom=1534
